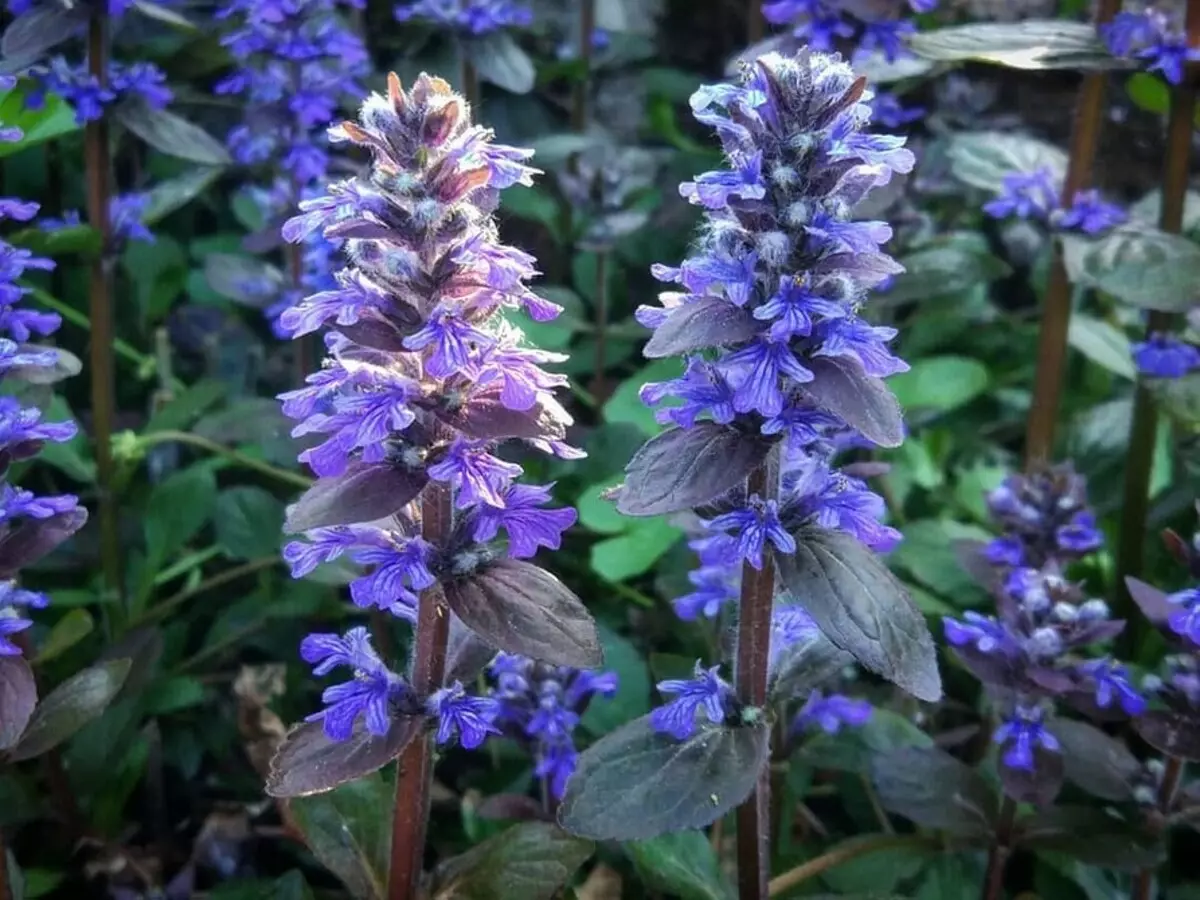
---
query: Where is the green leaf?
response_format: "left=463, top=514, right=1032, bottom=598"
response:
left=558, top=716, right=771, bottom=841
left=144, top=676, right=206, bottom=714
left=581, top=623, right=650, bottom=735
left=1067, top=314, right=1134, bottom=379
left=433, top=822, right=594, bottom=900
left=290, top=775, right=391, bottom=900
left=11, top=659, right=131, bottom=761
left=818, top=837, right=932, bottom=895
left=1149, top=371, right=1200, bottom=428
left=1061, top=226, right=1200, bottom=313
left=215, top=486, right=285, bottom=559
left=500, top=185, right=561, bottom=233
left=887, top=235, right=1011, bottom=304
left=889, top=519, right=991, bottom=605
left=0, top=83, right=79, bottom=158
left=144, top=379, right=227, bottom=433
left=908, top=21, right=1119, bottom=70
left=627, top=830, right=734, bottom=900
left=576, top=480, right=627, bottom=534
left=1126, top=72, right=1169, bottom=115
left=589, top=517, right=681, bottom=581
left=775, top=527, right=941, bottom=702
left=889, top=356, right=989, bottom=412
left=142, top=166, right=224, bottom=225
left=954, top=463, right=1009, bottom=523
left=36, top=394, right=96, bottom=483
left=7, top=225, right=101, bottom=258
left=1018, top=806, right=1164, bottom=870
left=947, top=131, right=1067, bottom=194
left=801, top=708, right=934, bottom=775
left=143, top=465, right=219, bottom=571
left=113, top=100, right=232, bottom=165
left=208, top=873, right=315, bottom=900
left=604, top=358, right=684, bottom=435
left=32, top=609, right=94, bottom=664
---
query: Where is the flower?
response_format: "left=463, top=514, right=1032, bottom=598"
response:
left=1102, top=9, right=1200, bottom=85
left=793, top=690, right=872, bottom=734
left=283, top=73, right=577, bottom=743
left=650, top=662, right=735, bottom=740
left=394, top=0, right=531, bottom=35
left=994, top=704, right=1059, bottom=771
left=1133, top=333, right=1200, bottom=379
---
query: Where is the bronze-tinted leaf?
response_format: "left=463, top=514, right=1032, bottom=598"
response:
left=0, top=507, right=87, bottom=578
left=800, top=356, right=905, bottom=448
left=0, top=656, right=36, bottom=750
left=436, top=389, right=570, bottom=442
left=1017, top=805, right=1165, bottom=870
left=558, top=716, right=770, bottom=841
left=615, top=423, right=772, bottom=518
left=999, top=745, right=1063, bottom=807
left=871, top=746, right=997, bottom=838
left=1124, top=575, right=1174, bottom=625
left=445, top=560, right=601, bottom=668
left=284, top=462, right=426, bottom=533
left=775, top=526, right=941, bottom=702
left=642, top=297, right=760, bottom=359
left=266, top=715, right=424, bottom=798
left=444, top=613, right=496, bottom=686
left=1135, top=710, right=1200, bottom=762
left=11, top=659, right=131, bottom=761
left=1051, top=719, right=1140, bottom=802
left=432, top=822, right=593, bottom=900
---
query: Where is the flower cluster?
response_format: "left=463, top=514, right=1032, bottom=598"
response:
left=488, top=654, right=617, bottom=797
left=983, top=166, right=1127, bottom=236
left=762, top=0, right=937, bottom=126
left=0, top=75, right=87, bottom=656
left=40, top=194, right=154, bottom=248
left=943, top=467, right=1142, bottom=777
left=394, top=0, right=532, bottom=35
left=280, top=73, right=579, bottom=743
left=23, top=57, right=171, bottom=126
left=216, top=0, right=368, bottom=333
left=631, top=49, right=916, bottom=740
left=1133, top=332, right=1200, bottom=380
left=1102, top=8, right=1200, bottom=86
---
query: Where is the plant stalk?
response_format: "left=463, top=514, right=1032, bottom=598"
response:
left=1023, top=0, right=1123, bottom=467
left=747, top=0, right=764, bottom=44
left=590, top=250, right=610, bottom=402
left=735, top=458, right=779, bottom=900
left=768, top=834, right=932, bottom=897
left=981, top=796, right=1018, bottom=900
left=571, top=0, right=595, bottom=132
left=387, top=482, right=452, bottom=900
left=460, top=50, right=479, bottom=114
left=0, top=825, right=9, bottom=900
left=84, top=6, right=120, bottom=599
left=1115, top=2, right=1199, bottom=622
left=1131, top=755, right=1185, bottom=900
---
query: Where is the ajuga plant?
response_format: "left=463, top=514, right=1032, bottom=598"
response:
left=1103, top=6, right=1200, bottom=84
left=555, top=48, right=941, bottom=899
left=981, top=166, right=1127, bottom=237
left=213, top=0, right=368, bottom=338
left=263, top=71, right=601, bottom=899
left=1125, top=516, right=1200, bottom=899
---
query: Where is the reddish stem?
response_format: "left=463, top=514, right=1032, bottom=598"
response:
left=590, top=251, right=610, bottom=402
left=386, top=483, right=452, bottom=900
left=1131, top=755, right=1185, bottom=900
left=85, top=6, right=120, bottom=598
left=571, top=0, right=595, bottom=132
left=1115, top=0, right=1200, bottom=624
left=1023, top=0, right=1124, bottom=467
left=980, top=796, right=1018, bottom=900
left=735, top=459, right=779, bottom=900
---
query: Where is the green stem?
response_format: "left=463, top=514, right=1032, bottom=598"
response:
left=1114, top=3, right=1199, bottom=627
left=768, top=834, right=934, bottom=897
left=140, top=556, right=278, bottom=627
left=135, top=431, right=312, bottom=489
left=151, top=545, right=222, bottom=587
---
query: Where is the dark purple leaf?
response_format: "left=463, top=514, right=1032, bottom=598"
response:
left=339, top=317, right=412, bottom=352
left=113, top=100, right=232, bottom=165
left=615, top=423, right=772, bottom=517
left=475, top=793, right=552, bottom=822
left=266, top=715, right=424, bottom=798
left=436, top=389, right=570, bottom=442
left=0, top=656, right=36, bottom=750
left=1125, top=576, right=1174, bottom=625
left=1, top=6, right=86, bottom=64
left=432, top=822, right=593, bottom=900
left=768, top=627, right=854, bottom=702
left=11, top=659, right=131, bottom=761
left=97, top=626, right=163, bottom=696
left=444, top=613, right=496, bottom=685
left=999, top=746, right=1062, bottom=806
left=0, top=507, right=87, bottom=578
left=1050, top=719, right=1140, bottom=802
left=840, top=461, right=891, bottom=479
left=871, top=746, right=997, bottom=838
left=642, top=297, right=761, bottom=359
left=444, top=559, right=601, bottom=667
left=1017, top=806, right=1164, bottom=869
left=558, top=716, right=770, bottom=840
left=775, top=526, right=942, bottom=702
left=1135, top=710, right=1200, bottom=761
left=284, top=463, right=427, bottom=533
left=799, top=356, right=905, bottom=448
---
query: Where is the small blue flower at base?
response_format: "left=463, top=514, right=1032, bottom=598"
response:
left=650, top=662, right=735, bottom=740
left=793, top=691, right=872, bottom=735
left=983, top=168, right=1059, bottom=223
left=300, top=627, right=412, bottom=741
left=1133, top=334, right=1200, bottom=379
left=427, top=682, right=502, bottom=750
left=1077, top=658, right=1147, bottom=716
left=1166, top=587, right=1200, bottom=647
left=0, top=614, right=30, bottom=656
left=706, top=497, right=796, bottom=570
left=994, top=705, right=1060, bottom=771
